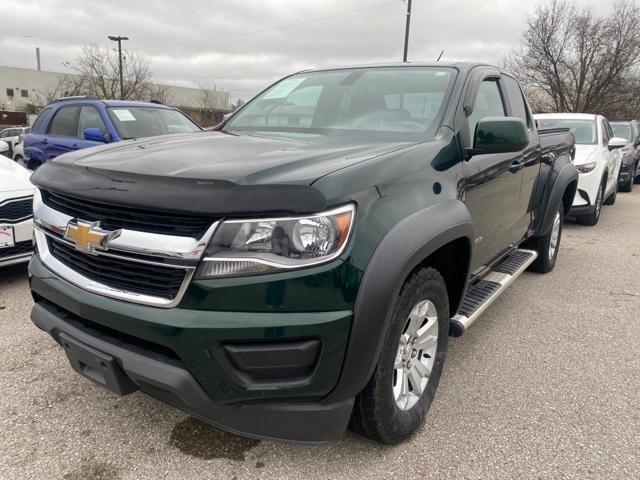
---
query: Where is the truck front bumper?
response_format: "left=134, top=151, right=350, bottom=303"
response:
left=29, top=255, right=355, bottom=443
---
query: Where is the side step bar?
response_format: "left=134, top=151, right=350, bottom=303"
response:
left=449, top=249, right=538, bottom=337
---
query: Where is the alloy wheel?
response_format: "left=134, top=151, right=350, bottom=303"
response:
left=393, top=300, right=439, bottom=411
left=549, top=210, right=561, bottom=261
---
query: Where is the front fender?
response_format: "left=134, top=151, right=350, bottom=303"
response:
left=324, top=199, right=473, bottom=403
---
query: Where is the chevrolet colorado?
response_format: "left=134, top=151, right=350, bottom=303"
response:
left=28, top=63, right=577, bottom=444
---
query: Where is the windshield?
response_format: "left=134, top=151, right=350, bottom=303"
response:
left=536, top=119, right=597, bottom=145
left=106, top=107, right=200, bottom=139
left=225, top=67, right=455, bottom=137
left=611, top=124, right=632, bottom=141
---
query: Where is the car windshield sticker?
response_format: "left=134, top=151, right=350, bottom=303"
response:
left=112, top=109, right=137, bottom=122
left=263, top=77, right=306, bottom=99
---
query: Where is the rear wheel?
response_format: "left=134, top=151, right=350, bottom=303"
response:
left=527, top=203, right=564, bottom=273
left=351, top=267, right=448, bottom=444
left=578, top=180, right=604, bottom=226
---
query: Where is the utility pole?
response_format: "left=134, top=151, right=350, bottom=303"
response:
left=403, top=0, right=412, bottom=62
left=108, top=35, right=129, bottom=99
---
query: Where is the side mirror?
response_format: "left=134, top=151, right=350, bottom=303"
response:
left=83, top=127, right=106, bottom=143
left=608, top=137, right=627, bottom=151
left=470, top=117, right=528, bottom=156
left=0, top=140, right=9, bottom=153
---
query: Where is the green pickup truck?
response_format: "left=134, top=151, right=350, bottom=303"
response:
left=28, top=62, right=577, bottom=444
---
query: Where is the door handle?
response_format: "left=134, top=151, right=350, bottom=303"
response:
left=509, top=161, right=524, bottom=173
left=42, top=138, right=48, bottom=145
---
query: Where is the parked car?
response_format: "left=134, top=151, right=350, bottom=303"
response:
left=23, top=97, right=202, bottom=169
left=28, top=62, right=577, bottom=444
left=0, top=141, right=34, bottom=267
left=610, top=120, right=640, bottom=192
left=0, top=126, right=29, bottom=158
left=535, top=113, right=624, bottom=226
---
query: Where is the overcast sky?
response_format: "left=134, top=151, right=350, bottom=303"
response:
left=1, top=0, right=617, bottom=100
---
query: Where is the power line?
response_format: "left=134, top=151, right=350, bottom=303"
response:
left=134, top=1, right=400, bottom=51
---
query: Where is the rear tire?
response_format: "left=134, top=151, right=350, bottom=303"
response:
left=578, top=180, right=604, bottom=226
left=527, top=203, right=564, bottom=273
left=351, top=267, right=448, bottom=444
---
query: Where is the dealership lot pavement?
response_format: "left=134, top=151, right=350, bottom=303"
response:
left=1, top=192, right=639, bottom=480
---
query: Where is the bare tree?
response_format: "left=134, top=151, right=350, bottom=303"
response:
left=505, top=0, right=640, bottom=118
left=198, top=85, right=225, bottom=126
left=148, top=83, right=174, bottom=104
left=231, top=98, right=246, bottom=111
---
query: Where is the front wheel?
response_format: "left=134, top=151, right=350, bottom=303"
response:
left=622, top=163, right=637, bottom=192
left=351, top=267, right=449, bottom=444
left=578, top=180, right=604, bottom=226
left=527, top=203, right=564, bottom=273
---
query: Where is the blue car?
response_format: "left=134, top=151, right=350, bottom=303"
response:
left=23, top=97, right=201, bottom=169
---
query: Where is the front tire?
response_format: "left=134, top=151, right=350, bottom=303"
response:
left=351, top=267, right=448, bottom=444
left=620, top=171, right=634, bottom=192
left=578, top=180, right=604, bottom=226
left=527, top=203, right=564, bottom=273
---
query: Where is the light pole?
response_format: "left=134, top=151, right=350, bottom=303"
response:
left=403, top=0, right=412, bottom=62
left=108, top=35, right=129, bottom=99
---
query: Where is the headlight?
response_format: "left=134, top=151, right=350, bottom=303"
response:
left=196, top=204, right=355, bottom=278
left=577, top=162, right=596, bottom=174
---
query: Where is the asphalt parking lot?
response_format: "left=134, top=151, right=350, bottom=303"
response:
left=1, top=191, right=639, bottom=480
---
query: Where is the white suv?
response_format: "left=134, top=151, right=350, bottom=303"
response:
left=534, top=113, right=624, bottom=226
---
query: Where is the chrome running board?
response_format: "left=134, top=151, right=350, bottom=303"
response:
left=449, top=249, right=538, bottom=336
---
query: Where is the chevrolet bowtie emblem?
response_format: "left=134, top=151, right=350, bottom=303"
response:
left=64, top=220, right=110, bottom=255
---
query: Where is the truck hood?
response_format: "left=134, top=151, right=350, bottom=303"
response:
left=0, top=156, right=33, bottom=195
left=573, top=145, right=600, bottom=166
left=48, top=131, right=414, bottom=185
left=31, top=131, right=416, bottom=216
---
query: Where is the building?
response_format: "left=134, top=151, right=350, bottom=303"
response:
left=0, top=65, right=231, bottom=128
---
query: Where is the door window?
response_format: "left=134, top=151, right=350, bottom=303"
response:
left=31, top=108, right=51, bottom=133
left=502, top=76, right=532, bottom=129
left=467, top=80, right=506, bottom=137
left=48, top=106, right=80, bottom=137
left=77, top=106, right=107, bottom=137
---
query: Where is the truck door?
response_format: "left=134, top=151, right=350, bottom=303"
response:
left=462, top=75, right=523, bottom=273
left=501, top=75, right=542, bottom=237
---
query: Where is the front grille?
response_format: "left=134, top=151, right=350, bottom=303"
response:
left=0, top=240, right=33, bottom=259
left=41, top=190, right=214, bottom=238
left=48, top=238, right=187, bottom=299
left=0, top=197, right=33, bottom=222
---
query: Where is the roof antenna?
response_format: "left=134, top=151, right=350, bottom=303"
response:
left=437, top=50, right=444, bottom=61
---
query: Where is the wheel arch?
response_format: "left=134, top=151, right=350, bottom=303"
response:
left=324, top=200, right=473, bottom=404
left=538, top=156, right=579, bottom=236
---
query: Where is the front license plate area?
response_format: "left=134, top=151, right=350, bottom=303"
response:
left=0, top=225, right=15, bottom=249
left=59, top=333, right=138, bottom=395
